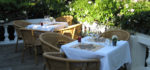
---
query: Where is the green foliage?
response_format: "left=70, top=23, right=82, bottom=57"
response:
left=67, top=0, right=124, bottom=25
left=0, top=0, right=68, bottom=21
left=1, top=0, right=150, bottom=35
left=66, top=0, right=150, bottom=35
left=23, top=0, right=68, bottom=18
left=118, top=2, right=150, bottom=34
left=0, top=0, right=28, bottom=21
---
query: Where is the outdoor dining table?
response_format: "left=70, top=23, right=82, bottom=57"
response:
left=26, top=19, right=68, bottom=31
left=60, top=36, right=131, bottom=70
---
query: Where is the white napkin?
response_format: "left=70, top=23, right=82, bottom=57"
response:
left=26, top=24, right=55, bottom=32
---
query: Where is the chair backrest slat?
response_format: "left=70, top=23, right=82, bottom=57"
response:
left=59, top=23, right=82, bottom=39
left=43, top=52, right=100, bottom=70
left=13, top=20, right=32, bottom=38
left=39, top=32, right=75, bottom=52
left=56, top=16, right=73, bottom=25
left=101, top=30, right=130, bottom=41
left=20, top=28, right=35, bottom=46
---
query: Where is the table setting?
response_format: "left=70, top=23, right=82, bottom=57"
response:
left=26, top=16, right=68, bottom=31
left=70, top=42, right=104, bottom=52
left=60, top=33, right=131, bottom=70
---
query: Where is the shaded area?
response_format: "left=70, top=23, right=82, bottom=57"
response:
left=0, top=44, right=44, bottom=70
left=0, top=26, right=5, bottom=41
left=0, top=0, right=69, bottom=22
left=121, top=11, right=150, bottom=35
left=7, top=25, right=15, bottom=40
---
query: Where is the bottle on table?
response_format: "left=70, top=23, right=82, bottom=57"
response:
left=40, top=22, right=43, bottom=26
left=78, top=36, right=81, bottom=43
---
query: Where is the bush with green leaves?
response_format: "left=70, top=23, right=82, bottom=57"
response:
left=0, top=0, right=28, bottom=21
left=118, top=2, right=150, bottom=34
left=67, top=0, right=150, bottom=35
left=0, top=0, right=68, bottom=22
left=26, top=0, right=68, bottom=18
left=68, top=0, right=125, bottom=25
left=1, top=0, right=150, bottom=35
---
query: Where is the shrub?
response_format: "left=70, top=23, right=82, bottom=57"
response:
left=0, top=0, right=68, bottom=22
left=0, top=0, right=28, bottom=22
left=118, top=2, right=150, bottom=34
left=67, top=0, right=126, bottom=25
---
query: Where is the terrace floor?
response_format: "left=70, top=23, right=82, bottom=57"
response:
left=0, top=43, right=127, bottom=70
left=0, top=43, right=44, bottom=70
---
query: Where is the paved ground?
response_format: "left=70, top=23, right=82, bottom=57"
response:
left=0, top=43, right=127, bottom=70
left=0, top=43, right=44, bottom=70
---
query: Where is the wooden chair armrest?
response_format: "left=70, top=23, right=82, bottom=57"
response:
left=58, top=23, right=82, bottom=31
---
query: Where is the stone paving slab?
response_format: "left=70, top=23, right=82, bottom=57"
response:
left=0, top=43, right=44, bottom=70
left=0, top=67, right=12, bottom=70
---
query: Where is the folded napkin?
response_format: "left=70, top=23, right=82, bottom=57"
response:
left=71, top=43, right=104, bottom=52
left=42, top=21, right=56, bottom=25
left=26, top=24, right=55, bottom=32
left=40, top=26, right=55, bottom=32
left=88, top=37, right=106, bottom=42
left=26, top=24, right=41, bottom=29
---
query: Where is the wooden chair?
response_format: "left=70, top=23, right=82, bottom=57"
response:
left=20, top=28, right=39, bottom=64
left=33, top=30, right=47, bottom=45
left=39, top=32, right=74, bottom=70
left=101, top=30, right=130, bottom=41
left=13, top=20, right=31, bottom=27
left=56, top=16, right=73, bottom=25
left=43, top=52, right=100, bottom=70
left=39, top=32, right=75, bottom=52
left=13, top=20, right=32, bottom=52
left=33, top=30, right=47, bottom=54
left=58, top=23, right=82, bottom=39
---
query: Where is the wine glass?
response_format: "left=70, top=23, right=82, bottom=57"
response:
left=105, top=38, right=112, bottom=46
left=44, top=15, right=50, bottom=21
left=88, top=32, right=97, bottom=41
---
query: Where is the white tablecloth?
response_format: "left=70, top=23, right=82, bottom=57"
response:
left=61, top=36, right=131, bottom=70
left=26, top=22, right=68, bottom=31
left=25, top=18, right=46, bottom=24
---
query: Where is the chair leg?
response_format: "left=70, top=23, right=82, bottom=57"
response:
left=71, top=28, right=76, bottom=39
left=43, top=63, right=46, bottom=70
left=72, top=33, right=75, bottom=39
left=15, top=37, right=19, bottom=52
left=29, top=48, right=32, bottom=55
left=34, top=46, right=38, bottom=65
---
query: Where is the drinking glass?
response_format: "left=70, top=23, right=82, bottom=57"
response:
left=88, top=32, right=95, bottom=38
left=44, top=15, right=50, bottom=21
left=88, top=32, right=99, bottom=42
left=105, top=38, right=111, bottom=46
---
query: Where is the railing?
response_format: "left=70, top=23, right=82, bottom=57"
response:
left=129, top=33, right=150, bottom=70
left=136, top=33, right=150, bottom=68
left=0, top=21, right=22, bottom=45
left=0, top=18, right=44, bottom=45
